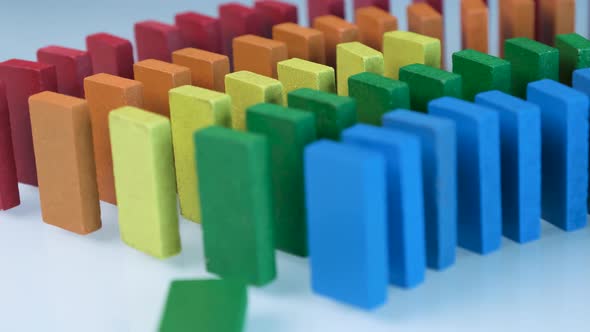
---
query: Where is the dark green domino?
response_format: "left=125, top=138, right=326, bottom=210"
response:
left=504, top=37, right=559, bottom=98
left=246, top=103, right=317, bottom=257
left=159, top=279, right=247, bottom=332
left=555, top=33, right=590, bottom=85
left=287, top=88, right=357, bottom=140
left=348, top=72, right=410, bottom=125
left=195, top=126, right=276, bottom=286
left=452, top=49, right=512, bottom=101
left=398, top=63, right=462, bottom=112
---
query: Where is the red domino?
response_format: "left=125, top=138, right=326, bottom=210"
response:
left=353, top=0, right=390, bottom=11
left=254, top=0, right=299, bottom=37
left=0, top=59, right=57, bottom=186
left=37, top=46, right=92, bottom=98
left=0, top=81, right=20, bottom=211
left=134, top=20, right=185, bottom=62
left=219, top=3, right=267, bottom=58
left=307, top=0, right=345, bottom=24
left=175, top=12, right=223, bottom=54
left=86, top=33, right=134, bottom=79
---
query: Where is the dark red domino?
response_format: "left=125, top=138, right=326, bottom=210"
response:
left=37, top=46, right=92, bottom=98
left=175, top=12, right=223, bottom=54
left=86, top=33, right=134, bottom=79
left=219, top=3, right=267, bottom=59
left=254, top=0, right=299, bottom=38
left=134, top=20, right=185, bottom=62
left=307, top=0, right=345, bottom=24
left=0, top=81, right=20, bottom=210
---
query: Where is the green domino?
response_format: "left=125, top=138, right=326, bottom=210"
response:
left=555, top=33, right=590, bottom=85
left=287, top=88, right=356, bottom=140
left=452, top=49, right=511, bottom=101
left=246, top=104, right=316, bottom=257
left=195, top=126, right=276, bottom=286
left=159, top=279, right=247, bottom=332
left=399, top=64, right=462, bottom=112
left=504, top=37, right=559, bottom=98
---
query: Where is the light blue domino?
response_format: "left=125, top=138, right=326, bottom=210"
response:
left=527, top=79, right=589, bottom=231
left=381, top=110, right=457, bottom=271
left=304, top=140, right=388, bottom=310
left=428, top=97, right=502, bottom=255
left=475, top=91, right=541, bottom=244
left=342, top=124, right=426, bottom=288
left=573, top=68, right=590, bottom=98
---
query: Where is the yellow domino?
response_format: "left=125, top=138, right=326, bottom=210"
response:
left=277, top=58, right=335, bottom=103
left=169, top=85, right=231, bottom=223
left=225, top=71, right=283, bottom=130
left=383, top=31, right=441, bottom=79
left=336, top=42, right=384, bottom=96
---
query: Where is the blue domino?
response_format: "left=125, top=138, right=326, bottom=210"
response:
left=304, top=140, right=388, bottom=309
left=475, top=91, right=541, bottom=244
left=527, top=79, right=589, bottom=231
left=381, top=110, right=457, bottom=271
left=573, top=68, right=590, bottom=97
left=428, top=97, right=502, bottom=255
left=342, top=124, right=426, bottom=288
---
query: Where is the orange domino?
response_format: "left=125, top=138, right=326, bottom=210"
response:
left=233, top=35, right=288, bottom=79
left=172, top=48, right=230, bottom=92
left=133, top=60, right=191, bottom=117
left=84, top=73, right=143, bottom=205
left=313, top=15, right=359, bottom=68
left=534, top=0, right=575, bottom=45
left=355, top=6, right=398, bottom=51
left=273, top=23, right=326, bottom=65
left=408, top=3, right=443, bottom=42
left=499, top=0, right=535, bottom=56
left=461, top=0, right=489, bottom=53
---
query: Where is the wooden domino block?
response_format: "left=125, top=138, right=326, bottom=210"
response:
left=452, top=49, right=511, bottom=101
left=528, top=80, right=589, bottom=231
left=134, top=20, right=185, bottom=62
left=534, top=0, right=575, bottom=46
left=407, top=3, right=443, bottom=49
left=348, top=72, right=410, bottom=125
left=499, top=0, right=535, bottom=57
left=277, top=58, right=336, bottom=103
left=343, top=124, right=426, bottom=288
left=219, top=3, right=267, bottom=59
left=37, top=46, right=92, bottom=98
left=86, top=33, right=134, bottom=79
left=272, top=23, right=326, bottom=64
left=429, top=97, right=502, bottom=255
left=354, top=0, right=389, bottom=10
left=461, top=0, right=488, bottom=53
left=476, top=91, right=541, bottom=243
left=573, top=68, right=590, bottom=209
left=308, top=0, right=345, bottom=24
left=195, top=126, right=276, bottom=286
left=225, top=71, right=283, bottom=130
left=133, top=59, right=191, bottom=118
left=0, top=59, right=57, bottom=186
left=84, top=73, right=143, bottom=204
left=175, top=12, right=223, bottom=54
left=29, top=92, right=101, bottom=234
left=109, top=107, right=181, bottom=258
left=0, top=82, right=19, bottom=211
left=304, top=139, right=388, bottom=309
left=233, top=35, right=288, bottom=79
left=421, top=0, right=443, bottom=13
left=172, top=48, right=229, bottom=92
left=504, top=38, right=559, bottom=98
left=255, top=0, right=298, bottom=38
left=337, top=42, right=384, bottom=96
left=555, top=33, right=590, bottom=85
left=159, top=279, right=247, bottom=332
left=288, top=88, right=356, bottom=140
left=246, top=104, right=316, bottom=257
left=169, top=85, right=231, bottom=223
left=383, top=110, right=457, bottom=270
left=399, top=64, right=462, bottom=112
left=383, top=31, right=441, bottom=79
left=355, top=6, right=398, bottom=51
left=313, top=15, right=359, bottom=68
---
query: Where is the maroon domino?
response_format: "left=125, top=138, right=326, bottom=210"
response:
left=254, top=0, right=299, bottom=37
left=134, top=20, right=185, bottom=62
left=219, top=3, right=267, bottom=59
left=86, top=33, right=134, bottom=79
left=0, top=81, right=20, bottom=211
left=37, top=46, right=92, bottom=98
left=175, top=12, right=223, bottom=54
left=307, top=0, right=345, bottom=24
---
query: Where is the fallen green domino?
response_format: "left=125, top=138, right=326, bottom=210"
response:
left=555, top=33, right=590, bottom=85
left=452, top=49, right=511, bottom=101
left=399, top=63, right=462, bottom=112
left=195, top=126, right=276, bottom=286
left=246, top=103, right=317, bottom=257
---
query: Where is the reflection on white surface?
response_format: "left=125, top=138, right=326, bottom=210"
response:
left=1, top=184, right=589, bottom=332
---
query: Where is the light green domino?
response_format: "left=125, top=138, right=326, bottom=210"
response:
left=109, top=106, right=181, bottom=259
left=277, top=58, right=336, bottom=103
left=225, top=71, right=283, bottom=130
left=169, top=85, right=231, bottom=223
left=336, top=42, right=384, bottom=96
left=383, top=31, right=441, bottom=79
